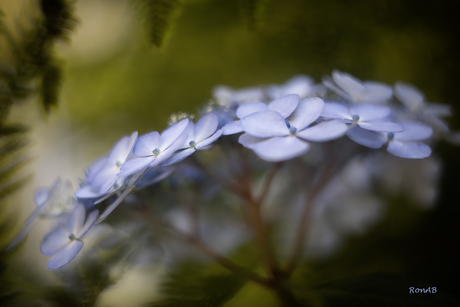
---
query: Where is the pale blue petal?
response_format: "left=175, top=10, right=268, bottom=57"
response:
left=358, top=121, right=403, bottom=132
left=288, top=97, right=324, bottom=130
left=394, top=81, right=425, bottom=109
left=34, top=188, right=50, bottom=207
left=161, top=148, right=196, bottom=166
left=296, top=120, right=347, bottom=142
left=387, top=141, right=431, bottom=159
left=25, top=206, right=47, bottom=225
left=251, top=136, right=309, bottom=162
left=77, top=209, right=99, bottom=238
left=68, top=204, right=86, bottom=235
left=133, top=131, right=160, bottom=157
left=160, top=118, right=189, bottom=151
left=195, top=113, right=218, bottom=143
left=238, top=133, right=265, bottom=149
left=236, top=102, right=267, bottom=119
left=47, top=240, right=84, bottom=270
left=151, top=144, right=181, bottom=167
left=346, top=126, right=387, bottom=149
left=222, top=120, right=243, bottom=135
left=361, top=82, right=393, bottom=103
left=108, top=131, right=138, bottom=162
left=40, top=225, right=70, bottom=256
left=119, top=156, right=154, bottom=177
left=268, top=94, right=299, bottom=118
left=322, top=76, right=352, bottom=100
left=321, top=103, right=352, bottom=120
left=332, top=70, right=364, bottom=100
left=98, top=176, right=120, bottom=196
left=393, top=122, right=432, bottom=141
left=196, top=129, right=223, bottom=149
left=85, top=155, right=108, bottom=182
left=75, top=185, right=100, bottom=199
left=424, top=103, right=451, bottom=117
left=240, top=110, right=289, bottom=138
left=91, top=164, right=118, bottom=189
left=350, top=104, right=390, bottom=121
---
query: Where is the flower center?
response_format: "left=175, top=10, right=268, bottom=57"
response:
left=68, top=234, right=76, bottom=241
left=352, top=114, right=360, bottom=122
left=152, top=148, right=160, bottom=156
left=189, top=140, right=196, bottom=148
left=289, top=126, right=297, bottom=135
left=387, top=132, right=394, bottom=140
left=116, top=161, right=122, bottom=167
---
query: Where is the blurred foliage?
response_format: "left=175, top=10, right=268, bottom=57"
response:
left=135, top=0, right=181, bottom=47
left=0, top=0, right=77, bottom=201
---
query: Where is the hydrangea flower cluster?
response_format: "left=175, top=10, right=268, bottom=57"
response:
left=7, top=70, right=456, bottom=272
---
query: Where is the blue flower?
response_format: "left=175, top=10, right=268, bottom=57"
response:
left=321, top=102, right=403, bottom=132
left=347, top=122, right=433, bottom=159
left=75, top=131, right=138, bottom=199
left=238, top=98, right=347, bottom=162
left=162, top=113, right=223, bottom=166
left=323, top=70, right=393, bottom=104
left=119, top=119, right=189, bottom=177
left=41, top=203, right=99, bottom=270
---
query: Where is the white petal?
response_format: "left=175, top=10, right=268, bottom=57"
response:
left=268, top=94, right=299, bottom=118
left=238, top=133, right=265, bottom=149
left=108, top=131, right=138, bottom=162
left=160, top=118, right=189, bottom=150
left=350, top=104, right=391, bottom=121
left=251, top=136, right=310, bottom=162
left=47, top=240, right=84, bottom=270
left=240, top=110, right=289, bottom=138
left=68, top=204, right=86, bottom=235
left=358, top=121, right=403, bottom=132
left=40, top=225, right=70, bottom=256
left=387, top=141, right=431, bottom=159
left=288, top=97, right=324, bottom=130
left=196, top=129, right=223, bottom=149
left=194, top=113, right=219, bottom=143
left=119, top=156, right=154, bottom=177
left=133, top=131, right=160, bottom=157
left=77, top=209, right=99, bottom=238
left=161, top=148, right=196, bottom=166
left=296, top=120, right=347, bottom=142
left=222, top=120, right=243, bottom=135
left=361, top=82, right=393, bottom=103
left=346, top=126, right=387, bottom=149
left=394, top=81, right=425, bottom=109
left=393, top=122, right=432, bottom=141
left=75, top=185, right=101, bottom=199
left=321, top=103, right=352, bottom=120
left=332, top=70, right=364, bottom=101
left=236, top=102, right=267, bottom=119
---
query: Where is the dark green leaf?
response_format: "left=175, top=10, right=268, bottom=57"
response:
left=238, top=0, right=271, bottom=30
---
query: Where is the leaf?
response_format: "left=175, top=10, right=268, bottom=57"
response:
left=40, top=0, right=78, bottom=42
left=311, top=273, right=460, bottom=307
left=135, top=0, right=181, bottom=47
left=40, top=61, right=62, bottom=113
left=146, top=262, right=247, bottom=307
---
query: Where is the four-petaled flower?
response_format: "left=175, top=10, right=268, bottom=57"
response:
left=162, top=112, right=223, bottom=166
left=347, top=122, right=432, bottom=159
left=40, top=203, right=99, bottom=270
left=120, top=119, right=189, bottom=177
left=323, top=70, right=393, bottom=104
left=75, top=131, right=138, bottom=199
left=239, top=97, right=348, bottom=162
